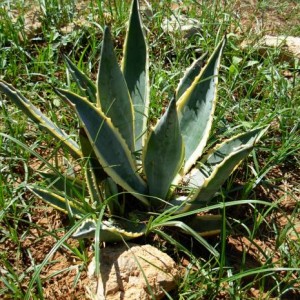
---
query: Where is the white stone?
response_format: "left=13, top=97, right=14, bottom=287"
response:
left=85, top=244, right=178, bottom=300
left=161, top=14, right=202, bottom=38
left=241, top=35, right=300, bottom=59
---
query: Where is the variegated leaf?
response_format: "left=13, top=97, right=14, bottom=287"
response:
left=143, top=98, right=184, bottom=203
left=103, top=178, right=123, bottom=216
left=79, top=127, right=107, bottom=181
left=64, top=55, right=97, bottom=103
left=181, top=214, right=222, bottom=236
left=29, top=186, right=87, bottom=217
left=0, top=80, right=81, bottom=158
left=176, top=51, right=208, bottom=101
left=40, top=172, right=87, bottom=200
left=56, top=89, right=149, bottom=206
left=190, top=145, right=254, bottom=204
left=185, top=126, right=268, bottom=190
left=169, top=127, right=268, bottom=212
left=72, top=218, right=145, bottom=242
left=97, top=26, right=135, bottom=152
left=121, top=0, right=149, bottom=151
left=177, top=37, right=226, bottom=174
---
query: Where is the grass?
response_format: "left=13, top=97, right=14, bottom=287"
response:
left=1, top=0, right=300, bottom=298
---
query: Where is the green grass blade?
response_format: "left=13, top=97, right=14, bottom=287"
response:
left=177, top=37, right=226, bottom=174
left=143, top=98, right=184, bottom=203
left=221, top=267, right=300, bottom=284
left=64, top=55, right=97, bottom=103
left=0, top=80, right=81, bottom=159
left=56, top=88, right=149, bottom=206
left=176, top=52, right=208, bottom=101
left=97, top=26, right=135, bottom=152
left=24, top=216, right=92, bottom=300
left=121, top=0, right=149, bottom=151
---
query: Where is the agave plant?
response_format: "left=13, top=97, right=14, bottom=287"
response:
left=0, top=0, right=267, bottom=243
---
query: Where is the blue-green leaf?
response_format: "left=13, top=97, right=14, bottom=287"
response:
left=186, top=126, right=268, bottom=191
left=29, top=186, right=87, bottom=217
left=72, top=218, right=145, bottom=242
left=189, top=126, right=268, bottom=203
left=79, top=127, right=107, bottom=181
left=40, top=172, right=87, bottom=200
left=97, top=26, right=135, bottom=152
left=143, top=98, right=184, bottom=203
left=180, top=214, right=222, bottom=236
left=56, top=89, right=149, bottom=206
left=64, top=55, right=97, bottom=103
left=177, top=37, right=226, bottom=174
left=0, top=80, right=81, bottom=158
left=176, top=52, right=208, bottom=101
left=103, top=178, right=123, bottom=216
left=169, top=127, right=268, bottom=212
left=121, top=0, right=149, bottom=151
left=190, top=145, right=253, bottom=203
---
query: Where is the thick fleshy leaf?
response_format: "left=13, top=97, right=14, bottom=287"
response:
left=0, top=80, right=81, bottom=158
left=40, top=172, right=87, bottom=199
left=29, top=186, right=86, bottom=217
left=97, top=26, right=135, bottom=152
left=79, top=128, right=105, bottom=206
left=176, top=52, right=208, bottom=101
left=181, top=214, right=222, bottom=236
left=169, top=146, right=254, bottom=212
left=177, top=37, right=226, bottom=174
left=152, top=220, right=219, bottom=257
left=72, top=218, right=145, bottom=241
left=121, top=0, right=149, bottom=151
left=79, top=127, right=107, bottom=181
left=191, top=146, right=253, bottom=203
left=169, top=127, right=268, bottom=212
left=189, top=127, right=268, bottom=203
left=103, top=178, right=123, bottom=216
left=143, top=98, right=184, bottom=203
left=83, top=160, right=104, bottom=207
left=56, top=89, right=149, bottom=206
left=64, top=55, right=97, bottom=103
left=185, top=127, right=268, bottom=190
left=202, top=127, right=268, bottom=168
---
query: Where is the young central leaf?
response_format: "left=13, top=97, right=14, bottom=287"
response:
left=122, top=0, right=149, bottom=151
left=143, top=99, right=184, bottom=204
left=97, top=26, right=135, bottom=153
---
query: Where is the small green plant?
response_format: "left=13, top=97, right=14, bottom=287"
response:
left=0, top=0, right=267, bottom=243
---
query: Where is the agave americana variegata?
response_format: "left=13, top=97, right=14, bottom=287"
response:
left=0, top=0, right=267, bottom=242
